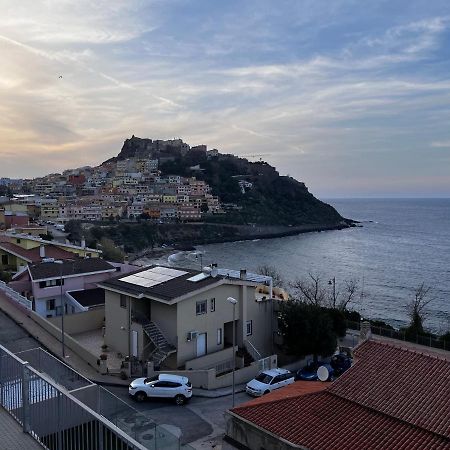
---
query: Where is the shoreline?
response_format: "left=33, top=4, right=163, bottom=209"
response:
left=130, top=221, right=356, bottom=262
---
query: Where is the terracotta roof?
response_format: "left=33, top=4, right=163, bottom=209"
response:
left=232, top=391, right=450, bottom=450
left=0, top=240, right=74, bottom=263
left=242, top=381, right=328, bottom=407
left=330, top=339, right=450, bottom=439
left=231, top=340, right=450, bottom=450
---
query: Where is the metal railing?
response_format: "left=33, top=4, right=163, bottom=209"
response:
left=0, top=344, right=147, bottom=450
left=0, top=280, right=32, bottom=310
left=257, top=357, right=271, bottom=372
left=244, top=339, right=262, bottom=361
left=1, top=344, right=194, bottom=449
left=215, top=359, right=234, bottom=375
left=15, top=347, right=93, bottom=392
left=346, top=320, right=449, bottom=351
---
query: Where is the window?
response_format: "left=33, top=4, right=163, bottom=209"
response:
left=1, top=254, right=8, bottom=265
left=196, top=300, right=207, bottom=315
left=246, top=320, right=253, bottom=336
left=120, top=294, right=127, bottom=308
left=210, top=298, right=215, bottom=312
left=46, top=299, right=55, bottom=311
left=271, top=375, right=283, bottom=385
left=39, top=279, right=64, bottom=288
left=217, top=328, right=222, bottom=346
left=16, top=238, right=21, bottom=244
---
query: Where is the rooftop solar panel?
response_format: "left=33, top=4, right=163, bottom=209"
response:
left=119, top=266, right=188, bottom=288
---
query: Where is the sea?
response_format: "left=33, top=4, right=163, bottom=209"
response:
left=139, top=198, right=450, bottom=332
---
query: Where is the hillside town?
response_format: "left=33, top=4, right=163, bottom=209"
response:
left=0, top=138, right=449, bottom=450
left=0, top=138, right=226, bottom=228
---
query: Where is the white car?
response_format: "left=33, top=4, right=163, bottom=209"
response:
left=129, top=374, right=192, bottom=405
left=246, top=368, right=294, bottom=397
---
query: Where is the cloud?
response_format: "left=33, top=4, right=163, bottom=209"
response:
left=0, top=1, right=449, bottom=195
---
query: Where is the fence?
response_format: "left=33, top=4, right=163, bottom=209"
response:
left=1, top=344, right=195, bottom=450
left=0, top=280, right=32, bottom=310
left=0, top=344, right=147, bottom=450
left=346, top=320, right=449, bottom=351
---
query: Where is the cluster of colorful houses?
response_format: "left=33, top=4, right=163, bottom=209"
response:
left=0, top=138, right=226, bottom=228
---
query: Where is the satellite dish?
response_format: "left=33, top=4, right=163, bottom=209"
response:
left=317, top=364, right=334, bottom=382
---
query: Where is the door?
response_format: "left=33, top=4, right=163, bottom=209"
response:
left=196, top=333, right=207, bottom=357
left=132, top=330, right=138, bottom=357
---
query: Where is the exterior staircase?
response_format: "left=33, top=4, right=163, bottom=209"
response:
left=142, top=321, right=176, bottom=368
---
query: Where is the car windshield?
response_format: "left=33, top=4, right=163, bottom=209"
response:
left=254, top=373, right=273, bottom=384
left=143, top=376, right=158, bottom=384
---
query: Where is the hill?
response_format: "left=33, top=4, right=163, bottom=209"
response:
left=106, top=136, right=349, bottom=227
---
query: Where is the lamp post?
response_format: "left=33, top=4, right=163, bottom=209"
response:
left=195, top=252, right=203, bottom=270
left=328, top=277, right=336, bottom=308
left=54, top=260, right=65, bottom=358
left=227, top=296, right=238, bottom=407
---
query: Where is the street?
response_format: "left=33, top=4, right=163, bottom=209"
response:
left=105, top=385, right=250, bottom=446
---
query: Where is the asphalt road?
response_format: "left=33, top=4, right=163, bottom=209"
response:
left=105, top=385, right=250, bottom=445
left=0, top=308, right=255, bottom=446
left=0, top=310, right=41, bottom=354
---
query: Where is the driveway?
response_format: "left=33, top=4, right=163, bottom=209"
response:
left=106, top=385, right=250, bottom=446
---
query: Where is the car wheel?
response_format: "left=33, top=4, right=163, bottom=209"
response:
left=263, top=390, right=270, bottom=395
left=134, top=391, right=147, bottom=403
left=174, top=394, right=186, bottom=405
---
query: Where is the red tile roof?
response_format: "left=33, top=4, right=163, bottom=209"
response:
left=331, top=340, right=450, bottom=439
left=231, top=340, right=450, bottom=450
left=0, top=239, right=74, bottom=263
left=242, top=381, right=328, bottom=407
left=233, top=391, right=450, bottom=450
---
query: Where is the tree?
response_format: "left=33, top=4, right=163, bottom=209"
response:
left=278, top=301, right=337, bottom=364
left=291, top=273, right=360, bottom=311
left=64, top=220, right=83, bottom=243
left=290, top=274, right=327, bottom=307
left=403, top=283, right=432, bottom=337
left=257, top=264, right=284, bottom=287
left=99, top=237, right=125, bottom=263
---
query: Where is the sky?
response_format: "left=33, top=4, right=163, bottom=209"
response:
left=1, top=0, right=450, bottom=197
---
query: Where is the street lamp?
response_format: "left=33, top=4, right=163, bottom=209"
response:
left=194, top=252, right=203, bottom=270
left=328, top=277, right=336, bottom=308
left=227, top=296, right=238, bottom=407
left=54, top=260, right=66, bottom=358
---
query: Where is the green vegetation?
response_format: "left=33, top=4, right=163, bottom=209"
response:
left=159, top=153, right=346, bottom=226
left=88, top=222, right=157, bottom=254
left=278, top=301, right=346, bottom=363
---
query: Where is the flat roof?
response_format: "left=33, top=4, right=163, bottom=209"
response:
left=70, top=288, right=105, bottom=307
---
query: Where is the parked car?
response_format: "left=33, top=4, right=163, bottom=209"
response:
left=246, top=368, right=294, bottom=397
left=129, top=374, right=192, bottom=405
left=295, top=361, right=326, bottom=381
left=330, top=353, right=353, bottom=376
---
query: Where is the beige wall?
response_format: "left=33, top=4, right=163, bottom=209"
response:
left=48, top=308, right=104, bottom=335
left=185, top=346, right=237, bottom=370
left=30, top=310, right=100, bottom=370
left=103, top=279, right=274, bottom=368
left=175, top=284, right=242, bottom=367
left=104, top=290, right=129, bottom=356
left=150, top=301, right=177, bottom=346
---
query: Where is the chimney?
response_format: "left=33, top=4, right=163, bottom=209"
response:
left=39, top=245, right=45, bottom=259
left=240, top=269, right=247, bottom=280
left=81, top=236, right=86, bottom=248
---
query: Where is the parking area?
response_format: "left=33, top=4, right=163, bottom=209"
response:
left=106, top=384, right=250, bottom=447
